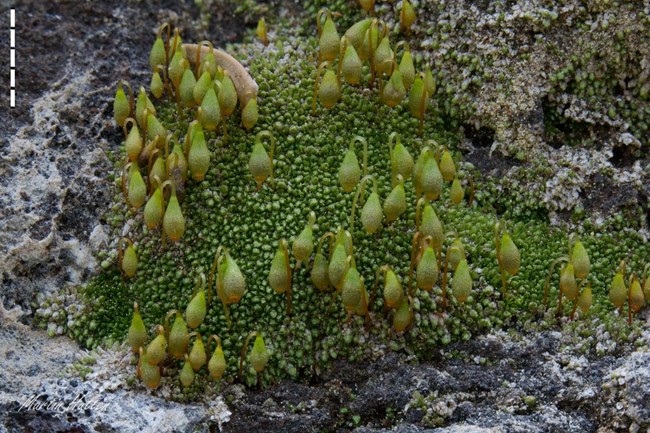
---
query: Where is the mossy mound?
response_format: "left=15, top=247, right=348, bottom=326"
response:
left=35, top=13, right=649, bottom=391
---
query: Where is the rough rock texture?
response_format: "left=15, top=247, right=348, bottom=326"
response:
left=1, top=1, right=140, bottom=311
left=0, top=0, right=245, bottom=311
left=2, top=300, right=650, bottom=432
left=341, top=0, right=650, bottom=225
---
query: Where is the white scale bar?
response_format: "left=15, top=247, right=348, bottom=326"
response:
left=10, top=9, right=16, bottom=108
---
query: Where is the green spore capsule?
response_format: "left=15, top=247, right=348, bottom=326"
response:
left=124, top=118, right=142, bottom=162
left=335, top=226, right=354, bottom=256
left=400, top=0, right=416, bottom=32
left=350, top=175, right=383, bottom=235
left=149, top=30, right=166, bottom=71
left=127, top=163, right=146, bottom=209
left=341, top=38, right=362, bottom=85
left=318, top=66, right=341, bottom=109
left=393, top=298, right=413, bottom=332
left=416, top=244, right=438, bottom=290
left=168, top=49, right=188, bottom=90
left=451, top=259, right=472, bottom=303
left=560, top=263, right=578, bottom=301
left=135, top=86, right=156, bottom=129
left=193, top=71, right=213, bottom=105
left=397, top=42, right=415, bottom=89
left=420, top=151, right=443, bottom=201
left=188, top=334, right=207, bottom=371
left=450, top=177, right=464, bottom=205
left=328, top=244, right=348, bottom=291
left=419, top=202, right=443, bottom=249
left=361, top=191, right=383, bottom=234
left=199, top=49, right=218, bottom=78
left=127, top=302, right=146, bottom=353
left=146, top=325, right=167, bottom=366
left=180, top=355, right=195, bottom=388
left=121, top=242, right=138, bottom=278
left=188, top=124, right=211, bottom=181
left=248, top=130, right=275, bottom=190
left=388, top=133, right=414, bottom=186
left=383, top=268, right=403, bottom=308
left=166, top=141, right=188, bottom=182
left=609, top=267, right=627, bottom=308
left=439, top=148, right=456, bottom=182
left=256, top=17, right=269, bottom=46
left=293, top=211, right=316, bottom=263
left=644, top=272, right=650, bottom=302
left=208, top=336, right=226, bottom=380
left=146, top=112, right=167, bottom=142
left=167, top=311, right=189, bottom=360
left=113, top=81, right=131, bottom=127
left=424, top=65, right=436, bottom=95
left=344, top=18, right=372, bottom=50
left=383, top=175, right=406, bottom=223
left=242, top=96, right=259, bottom=131
left=150, top=70, right=164, bottom=99
left=341, top=258, right=363, bottom=312
left=250, top=334, right=270, bottom=373
left=138, top=348, right=161, bottom=389
left=338, top=146, right=362, bottom=193
left=148, top=152, right=166, bottom=190
left=179, top=69, right=197, bottom=108
left=354, top=282, right=369, bottom=318
left=197, top=50, right=219, bottom=78
left=221, top=251, right=246, bottom=304
left=629, top=275, right=645, bottom=313
left=359, top=22, right=380, bottom=63
left=499, top=232, right=520, bottom=276
left=162, top=181, right=185, bottom=242
left=186, top=279, right=207, bottom=329
left=373, top=36, right=393, bottom=76
left=165, top=140, right=189, bottom=184
left=317, top=9, right=340, bottom=62
left=269, top=239, right=291, bottom=294
left=311, top=252, right=331, bottom=291
left=571, top=239, right=590, bottom=279
left=198, top=87, right=221, bottom=131
left=382, top=68, right=406, bottom=108
left=447, top=238, right=465, bottom=271
left=408, top=73, right=427, bottom=120
left=219, top=74, right=238, bottom=116
left=577, top=285, right=592, bottom=313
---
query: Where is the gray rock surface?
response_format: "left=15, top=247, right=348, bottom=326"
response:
left=3, top=298, right=650, bottom=432
left=0, top=0, right=244, bottom=311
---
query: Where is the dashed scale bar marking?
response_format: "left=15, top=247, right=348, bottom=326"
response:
left=10, top=9, right=15, bottom=108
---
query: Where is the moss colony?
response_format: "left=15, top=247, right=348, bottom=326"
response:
left=36, top=1, right=650, bottom=394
